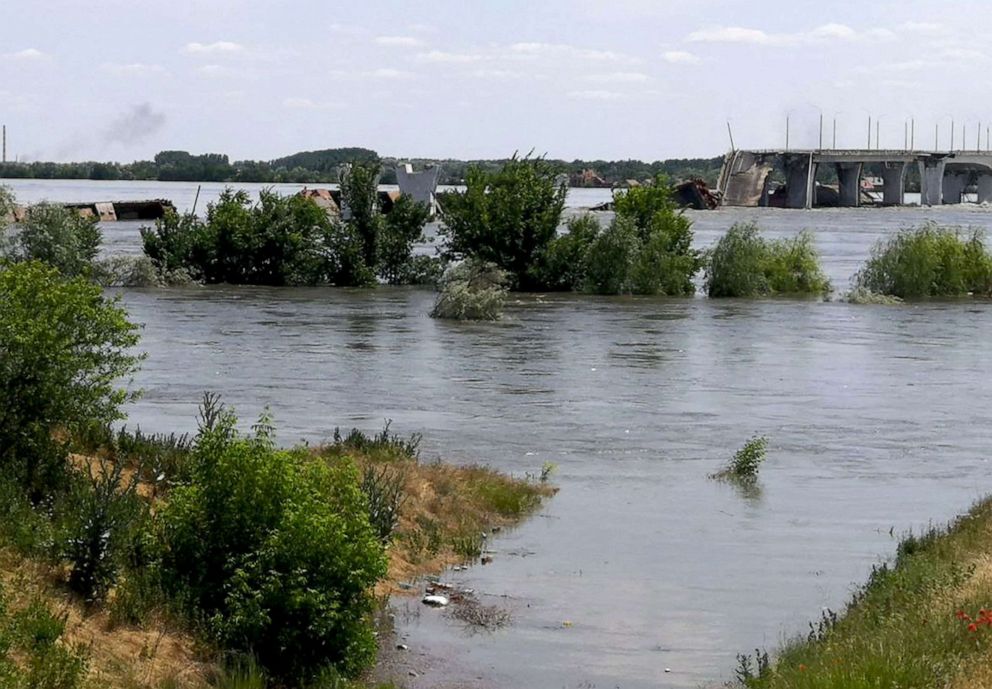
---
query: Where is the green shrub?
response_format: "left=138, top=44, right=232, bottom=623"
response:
left=439, top=155, right=567, bottom=290
left=91, top=255, right=161, bottom=287
left=0, top=185, right=15, bottom=221
left=711, top=436, right=768, bottom=482
left=430, top=260, right=509, bottom=321
left=583, top=216, right=641, bottom=294
left=855, top=222, right=992, bottom=298
left=339, top=161, right=382, bottom=270
left=705, top=222, right=830, bottom=298
left=361, top=464, right=407, bottom=543
left=583, top=178, right=701, bottom=295
left=0, top=262, right=142, bottom=498
left=0, top=587, right=88, bottom=689
left=6, top=203, right=101, bottom=278
left=331, top=421, right=422, bottom=461
left=61, top=459, right=146, bottom=602
left=158, top=407, right=387, bottom=681
left=378, top=195, right=431, bottom=284
left=534, top=214, right=601, bottom=291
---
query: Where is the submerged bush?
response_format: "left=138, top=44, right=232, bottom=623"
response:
left=583, top=177, right=701, bottom=295
left=142, top=182, right=429, bottom=288
left=0, top=262, right=142, bottom=498
left=158, top=406, right=387, bottom=681
left=535, top=214, right=601, bottom=292
left=706, top=222, right=830, bottom=298
left=430, top=259, right=509, bottom=321
left=854, top=222, right=992, bottom=298
left=711, top=436, right=768, bottom=482
left=583, top=215, right=641, bottom=294
left=439, top=154, right=567, bottom=290
left=3, top=203, right=102, bottom=278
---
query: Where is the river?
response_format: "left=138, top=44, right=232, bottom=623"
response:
left=5, top=178, right=992, bottom=688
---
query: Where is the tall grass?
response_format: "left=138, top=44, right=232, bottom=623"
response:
left=737, top=495, right=992, bottom=688
left=706, top=223, right=830, bottom=298
left=855, top=222, right=992, bottom=298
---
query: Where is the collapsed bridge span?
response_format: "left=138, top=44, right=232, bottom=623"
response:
left=718, top=149, right=992, bottom=208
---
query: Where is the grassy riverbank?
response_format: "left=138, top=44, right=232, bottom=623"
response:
left=737, top=495, right=992, bottom=689
left=0, top=431, right=553, bottom=689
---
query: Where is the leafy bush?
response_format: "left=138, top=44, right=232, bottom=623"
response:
left=378, top=195, right=431, bottom=284
left=91, top=255, right=161, bottom=287
left=705, top=222, right=830, bottom=298
left=62, top=459, right=145, bottom=602
left=4, top=203, right=101, bottom=278
left=439, top=155, right=567, bottom=290
left=583, top=178, right=701, bottom=295
left=0, top=587, right=88, bottom=689
left=339, top=161, right=381, bottom=270
left=534, top=215, right=601, bottom=291
left=854, top=222, right=992, bottom=298
left=583, top=216, right=641, bottom=294
left=430, top=259, right=509, bottom=320
left=158, top=407, right=387, bottom=681
left=142, top=182, right=428, bottom=287
left=0, top=262, right=142, bottom=498
left=0, top=185, right=15, bottom=220
left=711, top=436, right=768, bottom=482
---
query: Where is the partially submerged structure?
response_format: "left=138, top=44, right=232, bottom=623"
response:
left=718, top=149, right=992, bottom=208
left=5, top=199, right=176, bottom=223
left=395, top=163, right=441, bottom=216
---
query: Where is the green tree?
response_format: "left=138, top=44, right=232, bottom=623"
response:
left=439, top=155, right=567, bottom=290
left=533, top=215, right=601, bottom=292
left=0, top=262, right=142, bottom=497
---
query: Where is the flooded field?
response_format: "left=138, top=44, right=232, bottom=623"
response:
left=8, top=178, right=992, bottom=687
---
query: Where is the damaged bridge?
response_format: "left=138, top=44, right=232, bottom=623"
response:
left=718, top=149, right=992, bottom=208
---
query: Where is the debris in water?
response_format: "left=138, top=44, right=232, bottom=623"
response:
left=422, top=594, right=450, bottom=607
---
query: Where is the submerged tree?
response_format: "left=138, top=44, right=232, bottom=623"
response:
left=439, top=155, right=567, bottom=290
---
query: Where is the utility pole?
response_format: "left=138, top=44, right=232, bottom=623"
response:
left=911, top=119, right=915, bottom=150
left=2, top=125, right=5, bottom=164
left=951, top=120, right=955, bottom=151
left=785, top=115, right=790, bottom=151
left=867, top=116, right=872, bottom=149
left=935, top=123, right=939, bottom=151
left=963, top=124, right=967, bottom=151
left=833, top=118, right=837, bottom=148
left=819, top=113, right=823, bottom=150
left=905, top=121, right=908, bottom=150
left=726, top=121, right=736, bottom=152
left=876, top=120, right=880, bottom=150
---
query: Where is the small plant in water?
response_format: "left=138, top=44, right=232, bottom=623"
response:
left=711, top=436, right=768, bottom=482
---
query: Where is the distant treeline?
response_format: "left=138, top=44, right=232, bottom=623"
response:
left=0, top=148, right=725, bottom=187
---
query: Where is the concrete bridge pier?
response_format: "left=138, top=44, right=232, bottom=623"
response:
left=785, top=154, right=815, bottom=209
left=881, top=162, right=907, bottom=205
left=919, top=159, right=946, bottom=206
left=942, top=172, right=969, bottom=205
left=977, top=174, right=992, bottom=204
left=835, top=162, right=863, bottom=207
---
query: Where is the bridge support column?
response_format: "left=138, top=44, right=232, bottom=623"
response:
left=919, top=159, right=946, bottom=206
left=881, top=162, right=907, bottom=205
left=942, top=172, right=968, bottom=204
left=784, top=155, right=815, bottom=209
left=977, top=174, right=992, bottom=204
left=835, top=162, right=863, bottom=207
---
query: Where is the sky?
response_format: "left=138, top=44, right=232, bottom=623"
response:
left=1, top=0, right=989, bottom=163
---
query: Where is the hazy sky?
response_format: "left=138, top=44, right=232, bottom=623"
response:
left=1, top=0, right=988, bottom=162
